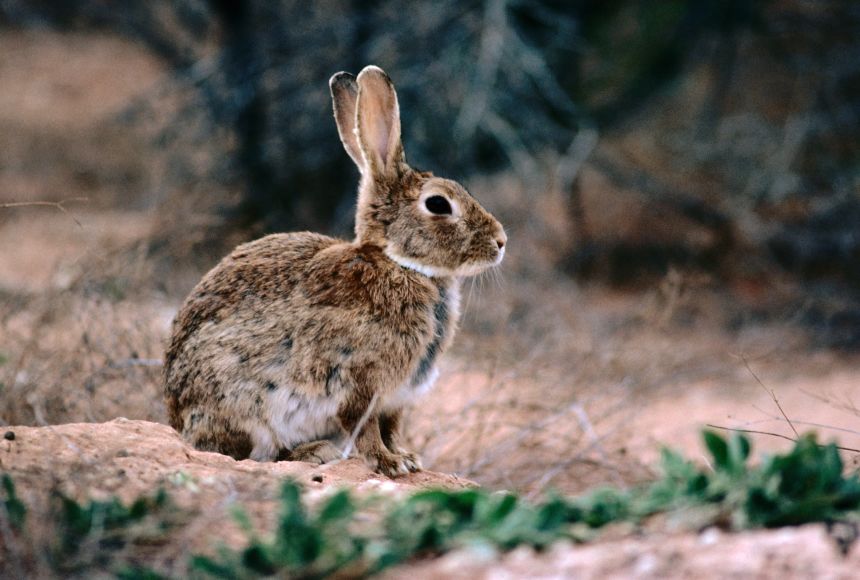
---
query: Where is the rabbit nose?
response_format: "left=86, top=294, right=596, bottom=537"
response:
left=495, top=230, right=507, bottom=250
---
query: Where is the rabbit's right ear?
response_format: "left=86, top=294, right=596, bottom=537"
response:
left=330, top=72, right=364, bottom=171
left=356, top=66, right=404, bottom=180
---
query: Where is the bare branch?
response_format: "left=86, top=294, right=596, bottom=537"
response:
left=738, top=355, right=799, bottom=439
left=0, top=197, right=89, bottom=229
left=340, top=392, right=380, bottom=460
left=706, top=424, right=860, bottom=454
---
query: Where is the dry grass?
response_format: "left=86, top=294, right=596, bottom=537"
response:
left=0, top=238, right=167, bottom=426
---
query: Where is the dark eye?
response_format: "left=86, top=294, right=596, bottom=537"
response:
left=425, top=195, right=452, bottom=215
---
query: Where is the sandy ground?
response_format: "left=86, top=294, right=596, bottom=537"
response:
left=627, top=369, right=860, bottom=467
left=389, top=525, right=860, bottom=579
left=0, top=419, right=473, bottom=575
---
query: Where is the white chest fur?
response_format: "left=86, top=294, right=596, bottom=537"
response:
left=264, top=388, right=343, bottom=450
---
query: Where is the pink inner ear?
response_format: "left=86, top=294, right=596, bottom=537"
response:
left=372, top=115, right=390, bottom=163
left=358, top=69, right=400, bottom=172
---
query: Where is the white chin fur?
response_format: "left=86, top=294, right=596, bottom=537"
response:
left=385, top=246, right=503, bottom=278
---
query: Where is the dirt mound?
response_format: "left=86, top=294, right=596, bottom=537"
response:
left=0, top=418, right=472, bottom=499
left=394, top=526, right=860, bottom=579
left=0, top=418, right=473, bottom=560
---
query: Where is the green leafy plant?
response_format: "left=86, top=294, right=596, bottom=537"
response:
left=381, top=489, right=565, bottom=564
left=745, top=434, right=860, bottom=527
left=191, top=483, right=367, bottom=579
left=636, top=431, right=860, bottom=529
left=191, top=430, right=860, bottom=578
left=2, top=430, right=858, bottom=578
left=1, top=474, right=27, bottom=530
left=50, top=487, right=175, bottom=574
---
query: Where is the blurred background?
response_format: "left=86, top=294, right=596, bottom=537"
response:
left=0, top=0, right=858, bottom=493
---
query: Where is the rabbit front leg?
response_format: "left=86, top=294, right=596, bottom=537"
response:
left=380, top=409, right=422, bottom=471
left=337, top=394, right=417, bottom=477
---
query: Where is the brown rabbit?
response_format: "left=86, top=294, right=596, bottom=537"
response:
left=163, top=66, right=506, bottom=477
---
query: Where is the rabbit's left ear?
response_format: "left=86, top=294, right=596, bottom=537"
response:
left=356, top=66, right=404, bottom=179
left=330, top=72, right=364, bottom=171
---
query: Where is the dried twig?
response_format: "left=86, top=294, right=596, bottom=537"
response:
left=340, top=392, right=380, bottom=460
left=739, top=354, right=799, bottom=439
left=800, top=388, right=860, bottom=419
left=742, top=415, right=860, bottom=437
left=706, top=424, right=860, bottom=454
left=0, top=197, right=89, bottom=228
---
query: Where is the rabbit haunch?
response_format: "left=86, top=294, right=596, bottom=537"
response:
left=163, top=66, right=504, bottom=476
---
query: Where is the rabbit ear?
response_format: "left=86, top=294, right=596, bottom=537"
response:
left=330, top=72, right=364, bottom=171
left=356, top=66, right=404, bottom=179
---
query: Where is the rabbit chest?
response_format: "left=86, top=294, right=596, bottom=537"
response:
left=385, top=279, right=461, bottom=408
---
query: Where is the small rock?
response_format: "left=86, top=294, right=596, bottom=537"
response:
left=633, top=553, right=659, bottom=575
left=699, top=527, right=722, bottom=546
left=4, top=431, right=15, bottom=441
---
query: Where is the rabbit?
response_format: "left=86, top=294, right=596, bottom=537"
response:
left=163, top=66, right=507, bottom=477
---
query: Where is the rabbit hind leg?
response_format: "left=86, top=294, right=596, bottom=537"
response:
left=280, top=440, right=342, bottom=464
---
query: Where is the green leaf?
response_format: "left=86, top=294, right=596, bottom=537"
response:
left=190, top=555, right=237, bottom=578
left=703, top=430, right=730, bottom=470
left=318, top=490, right=354, bottom=523
left=115, top=566, right=167, bottom=580
left=1, top=474, right=26, bottom=530
left=242, top=544, right=276, bottom=575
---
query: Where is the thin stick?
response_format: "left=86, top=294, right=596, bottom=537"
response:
left=1, top=197, right=89, bottom=228
left=341, top=392, right=380, bottom=460
left=800, top=388, right=860, bottom=419
left=740, top=414, right=860, bottom=437
left=706, top=424, right=860, bottom=454
left=739, top=355, right=799, bottom=439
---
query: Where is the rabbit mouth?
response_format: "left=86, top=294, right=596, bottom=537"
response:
left=454, top=248, right=505, bottom=277
left=455, top=261, right=498, bottom=277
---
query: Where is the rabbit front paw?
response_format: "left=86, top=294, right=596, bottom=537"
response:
left=399, top=451, right=423, bottom=472
left=372, top=451, right=423, bottom=478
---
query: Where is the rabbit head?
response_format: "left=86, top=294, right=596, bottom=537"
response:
left=330, top=66, right=507, bottom=278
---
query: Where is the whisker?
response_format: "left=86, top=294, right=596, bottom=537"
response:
left=465, top=276, right=476, bottom=316
left=491, top=265, right=503, bottom=289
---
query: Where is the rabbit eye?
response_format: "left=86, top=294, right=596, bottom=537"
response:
left=425, top=195, right=452, bottom=215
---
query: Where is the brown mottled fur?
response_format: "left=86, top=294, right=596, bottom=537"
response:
left=164, top=66, right=506, bottom=476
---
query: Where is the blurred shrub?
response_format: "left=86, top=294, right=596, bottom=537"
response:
left=0, top=1, right=770, bottom=227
